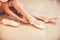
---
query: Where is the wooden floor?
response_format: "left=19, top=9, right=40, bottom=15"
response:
left=0, top=13, right=59, bottom=40
left=0, top=14, right=46, bottom=40
left=0, top=0, right=60, bottom=40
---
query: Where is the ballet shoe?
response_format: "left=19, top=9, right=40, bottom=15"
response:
left=29, top=18, right=45, bottom=29
left=2, top=18, right=20, bottom=27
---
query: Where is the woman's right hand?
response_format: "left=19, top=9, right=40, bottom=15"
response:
left=22, top=17, right=29, bottom=24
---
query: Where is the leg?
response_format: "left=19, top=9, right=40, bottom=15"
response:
left=11, top=0, right=45, bottom=29
left=2, top=2, right=29, bottom=23
left=12, top=1, right=57, bottom=25
left=32, top=15, right=57, bottom=24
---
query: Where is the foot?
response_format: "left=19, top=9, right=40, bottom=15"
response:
left=2, top=18, right=20, bottom=27
left=33, top=16, right=57, bottom=25
left=44, top=17, right=57, bottom=23
left=29, top=18, right=45, bottom=29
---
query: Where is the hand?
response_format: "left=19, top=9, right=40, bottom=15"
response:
left=21, top=17, right=29, bottom=24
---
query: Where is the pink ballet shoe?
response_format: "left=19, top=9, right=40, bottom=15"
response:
left=29, top=18, right=45, bottom=29
left=2, top=18, right=20, bottom=27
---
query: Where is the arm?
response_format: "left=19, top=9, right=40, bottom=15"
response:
left=2, top=2, right=29, bottom=23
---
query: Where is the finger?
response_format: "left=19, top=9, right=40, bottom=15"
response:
left=21, top=18, right=29, bottom=24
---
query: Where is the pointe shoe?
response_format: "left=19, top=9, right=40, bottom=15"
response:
left=29, top=18, right=45, bottom=29
left=2, top=18, right=20, bottom=27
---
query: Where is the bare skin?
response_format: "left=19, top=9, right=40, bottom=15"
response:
left=2, top=2, right=29, bottom=23
left=0, top=0, right=56, bottom=24
left=0, top=0, right=57, bottom=29
left=11, top=0, right=57, bottom=25
left=0, top=0, right=59, bottom=40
